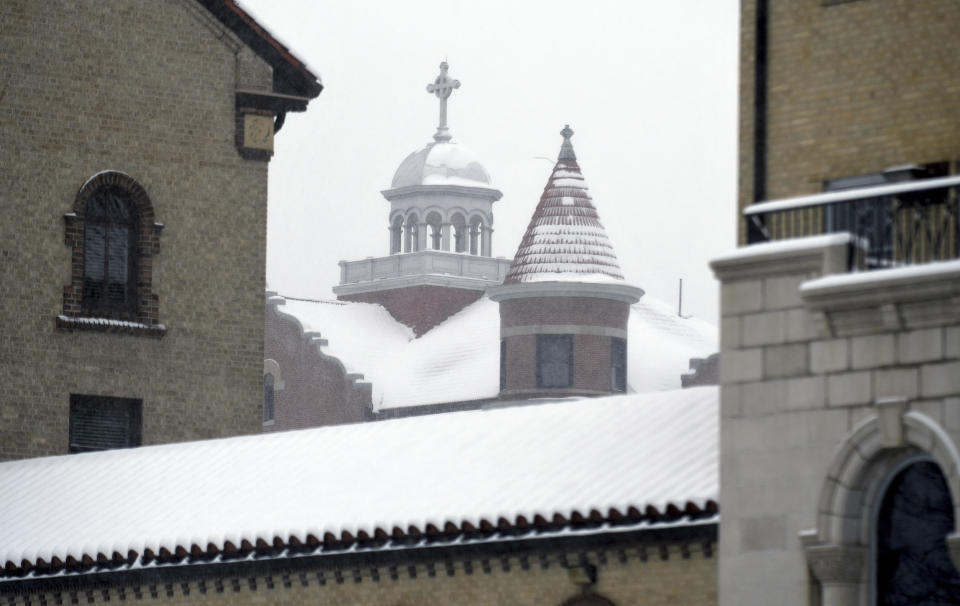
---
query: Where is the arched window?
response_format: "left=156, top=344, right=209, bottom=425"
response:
left=82, top=186, right=137, bottom=313
left=875, top=459, right=960, bottom=604
left=62, top=171, right=162, bottom=331
left=263, top=373, right=275, bottom=423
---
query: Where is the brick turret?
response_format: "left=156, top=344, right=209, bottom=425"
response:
left=488, top=126, right=643, bottom=398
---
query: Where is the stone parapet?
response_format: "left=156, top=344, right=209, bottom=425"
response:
left=335, top=251, right=512, bottom=293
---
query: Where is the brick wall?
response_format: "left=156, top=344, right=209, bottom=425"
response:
left=500, top=298, right=629, bottom=330
left=0, top=0, right=276, bottom=459
left=263, top=303, right=369, bottom=430
left=2, top=540, right=716, bottom=606
left=499, top=297, right=629, bottom=397
left=738, top=0, right=960, bottom=242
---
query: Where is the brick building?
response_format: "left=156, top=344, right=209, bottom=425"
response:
left=717, top=1, right=960, bottom=605
left=264, top=76, right=716, bottom=429
left=0, top=0, right=320, bottom=460
left=0, top=387, right=719, bottom=606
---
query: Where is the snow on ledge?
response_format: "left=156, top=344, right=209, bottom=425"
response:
left=711, top=233, right=855, bottom=265
left=56, top=315, right=166, bottom=336
left=801, top=258, right=960, bottom=293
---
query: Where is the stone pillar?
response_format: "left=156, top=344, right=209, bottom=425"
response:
left=441, top=223, right=452, bottom=251
left=390, top=224, right=401, bottom=254
left=416, top=222, right=428, bottom=252
left=481, top=225, right=492, bottom=257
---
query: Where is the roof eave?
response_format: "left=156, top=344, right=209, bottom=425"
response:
left=197, top=0, right=323, bottom=101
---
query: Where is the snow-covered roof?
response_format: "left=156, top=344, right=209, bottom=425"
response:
left=0, top=386, right=718, bottom=575
left=505, top=126, right=626, bottom=284
left=277, top=293, right=717, bottom=410
left=390, top=141, right=494, bottom=189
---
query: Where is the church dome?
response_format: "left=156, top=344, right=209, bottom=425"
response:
left=390, top=142, right=492, bottom=189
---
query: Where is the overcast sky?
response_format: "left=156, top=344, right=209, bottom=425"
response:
left=242, top=0, right=739, bottom=324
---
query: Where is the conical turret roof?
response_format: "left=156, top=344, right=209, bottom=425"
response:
left=504, top=126, right=626, bottom=284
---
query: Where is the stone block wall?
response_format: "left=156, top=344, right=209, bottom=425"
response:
left=713, top=235, right=960, bottom=605
left=738, top=0, right=960, bottom=241
left=0, top=0, right=277, bottom=459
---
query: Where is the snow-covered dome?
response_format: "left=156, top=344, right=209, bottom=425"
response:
left=390, top=142, right=492, bottom=189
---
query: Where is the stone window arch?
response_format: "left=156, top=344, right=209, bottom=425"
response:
left=803, top=403, right=960, bottom=605
left=61, top=171, right=163, bottom=333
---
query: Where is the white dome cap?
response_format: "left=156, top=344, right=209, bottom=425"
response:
left=391, top=142, right=493, bottom=189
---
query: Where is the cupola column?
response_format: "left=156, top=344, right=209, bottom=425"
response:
left=481, top=225, right=492, bottom=257
left=441, top=222, right=452, bottom=251
left=416, top=220, right=429, bottom=252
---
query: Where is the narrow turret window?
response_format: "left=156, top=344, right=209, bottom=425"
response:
left=537, top=334, right=573, bottom=388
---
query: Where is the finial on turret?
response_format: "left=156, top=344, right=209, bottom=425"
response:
left=558, top=124, right=576, bottom=161
left=426, top=61, right=461, bottom=142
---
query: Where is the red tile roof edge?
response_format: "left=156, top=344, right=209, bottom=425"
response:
left=0, top=500, right=718, bottom=578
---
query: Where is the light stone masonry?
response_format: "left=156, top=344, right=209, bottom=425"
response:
left=827, top=371, right=873, bottom=407
left=811, top=339, right=849, bottom=374
left=742, top=311, right=786, bottom=346
left=873, top=367, right=919, bottom=400
left=850, top=334, right=895, bottom=369
left=920, top=361, right=960, bottom=398
left=763, top=343, right=808, bottom=379
left=898, top=328, right=943, bottom=364
left=721, top=280, right=764, bottom=316
left=720, top=348, right=764, bottom=383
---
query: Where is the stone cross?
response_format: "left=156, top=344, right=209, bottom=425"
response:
left=426, top=61, right=460, bottom=142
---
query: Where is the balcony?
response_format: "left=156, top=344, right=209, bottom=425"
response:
left=745, top=175, right=960, bottom=269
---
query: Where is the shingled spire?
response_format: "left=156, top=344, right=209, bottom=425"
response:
left=504, top=125, right=625, bottom=284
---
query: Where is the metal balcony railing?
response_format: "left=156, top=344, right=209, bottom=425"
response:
left=745, top=175, right=960, bottom=269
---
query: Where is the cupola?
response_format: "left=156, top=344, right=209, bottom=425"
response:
left=334, top=62, right=512, bottom=336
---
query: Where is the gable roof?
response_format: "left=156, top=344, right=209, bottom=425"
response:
left=0, top=386, right=718, bottom=578
left=275, top=293, right=717, bottom=411
left=504, top=125, right=625, bottom=284
left=197, top=0, right=322, bottom=98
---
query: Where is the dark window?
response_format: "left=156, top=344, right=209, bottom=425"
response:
left=82, top=186, right=138, bottom=314
left=537, top=334, right=573, bottom=388
left=876, top=460, right=960, bottom=604
left=68, top=395, right=142, bottom=453
left=263, top=373, right=275, bottom=422
left=499, top=339, right=507, bottom=391
left=611, top=337, right=627, bottom=392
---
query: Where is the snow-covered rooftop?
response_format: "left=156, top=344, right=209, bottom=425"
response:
left=391, top=141, right=494, bottom=189
left=0, top=386, right=718, bottom=574
left=277, top=293, right=717, bottom=410
left=505, top=126, right=626, bottom=284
